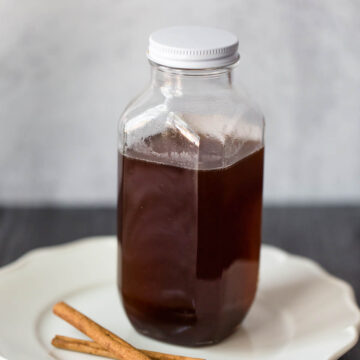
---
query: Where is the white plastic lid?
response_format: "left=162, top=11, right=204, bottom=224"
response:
left=148, top=26, right=239, bottom=69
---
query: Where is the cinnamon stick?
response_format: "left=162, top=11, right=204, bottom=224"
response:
left=53, top=302, right=205, bottom=360
left=52, top=335, right=204, bottom=360
left=52, top=335, right=117, bottom=359
left=53, top=302, right=150, bottom=360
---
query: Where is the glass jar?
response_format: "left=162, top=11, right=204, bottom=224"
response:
left=117, top=26, right=265, bottom=346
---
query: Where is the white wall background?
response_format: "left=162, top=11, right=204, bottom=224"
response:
left=0, top=0, right=359, bottom=205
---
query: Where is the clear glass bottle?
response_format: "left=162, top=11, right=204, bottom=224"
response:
left=117, top=26, right=265, bottom=346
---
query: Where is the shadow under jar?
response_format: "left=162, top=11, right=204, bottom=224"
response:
left=117, top=26, right=265, bottom=347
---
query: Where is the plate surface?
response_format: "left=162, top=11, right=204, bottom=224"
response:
left=0, top=236, right=358, bottom=360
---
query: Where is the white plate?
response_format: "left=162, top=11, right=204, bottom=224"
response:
left=0, top=236, right=358, bottom=360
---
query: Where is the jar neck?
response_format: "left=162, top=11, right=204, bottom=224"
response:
left=150, top=62, right=235, bottom=94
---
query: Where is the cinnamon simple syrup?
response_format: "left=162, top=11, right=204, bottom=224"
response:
left=117, top=142, right=264, bottom=346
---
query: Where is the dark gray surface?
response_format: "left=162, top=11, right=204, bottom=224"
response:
left=0, top=206, right=359, bottom=359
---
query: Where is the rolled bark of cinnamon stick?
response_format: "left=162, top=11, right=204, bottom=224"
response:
left=52, top=335, right=205, bottom=360
left=52, top=335, right=117, bottom=358
left=53, top=302, right=150, bottom=360
left=142, top=349, right=204, bottom=360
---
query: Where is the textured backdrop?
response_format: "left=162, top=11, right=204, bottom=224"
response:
left=0, top=0, right=359, bottom=204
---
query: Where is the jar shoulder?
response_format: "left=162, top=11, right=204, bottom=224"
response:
left=118, top=86, right=264, bottom=170
left=119, top=86, right=265, bottom=130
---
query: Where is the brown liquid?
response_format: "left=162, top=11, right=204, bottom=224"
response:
left=117, top=145, right=264, bottom=346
